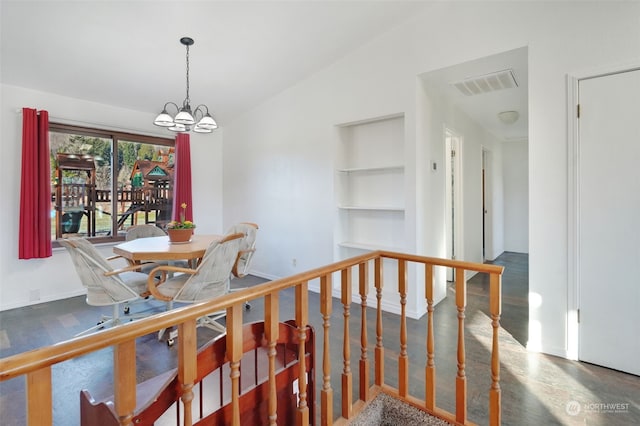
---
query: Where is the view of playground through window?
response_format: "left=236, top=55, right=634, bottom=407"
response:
left=49, top=123, right=174, bottom=244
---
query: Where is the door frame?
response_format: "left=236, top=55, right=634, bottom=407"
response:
left=444, top=126, right=463, bottom=281
left=567, top=63, right=640, bottom=361
left=481, top=147, right=494, bottom=262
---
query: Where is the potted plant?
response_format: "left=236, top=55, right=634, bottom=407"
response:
left=167, top=203, right=195, bottom=243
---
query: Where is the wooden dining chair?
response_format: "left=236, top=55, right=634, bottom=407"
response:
left=125, top=223, right=167, bottom=241
left=225, top=222, right=259, bottom=310
left=226, top=222, right=259, bottom=279
left=145, top=232, right=244, bottom=344
left=60, top=237, right=158, bottom=336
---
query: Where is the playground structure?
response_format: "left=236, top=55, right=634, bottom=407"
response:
left=53, top=153, right=174, bottom=239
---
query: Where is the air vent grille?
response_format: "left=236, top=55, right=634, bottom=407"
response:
left=452, top=69, right=518, bottom=96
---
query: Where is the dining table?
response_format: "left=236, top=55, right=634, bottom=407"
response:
left=113, top=233, right=222, bottom=267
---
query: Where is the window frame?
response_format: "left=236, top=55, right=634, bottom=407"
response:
left=49, top=122, right=174, bottom=246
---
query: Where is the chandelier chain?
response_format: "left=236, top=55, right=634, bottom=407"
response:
left=185, top=44, right=190, bottom=106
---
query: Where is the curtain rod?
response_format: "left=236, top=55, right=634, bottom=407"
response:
left=15, top=108, right=169, bottom=138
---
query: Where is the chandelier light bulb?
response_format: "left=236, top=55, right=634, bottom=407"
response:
left=174, top=107, right=195, bottom=125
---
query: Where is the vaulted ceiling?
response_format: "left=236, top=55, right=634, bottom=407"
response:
left=1, top=1, right=428, bottom=125
left=1, top=1, right=527, bottom=141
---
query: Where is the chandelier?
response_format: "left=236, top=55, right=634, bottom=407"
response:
left=153, top=37, right=217, bottom=134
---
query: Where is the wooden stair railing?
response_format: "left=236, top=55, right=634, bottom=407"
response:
left=79, top=320, right=315, bottom=425
left=0, top=250, right=503, bottom=426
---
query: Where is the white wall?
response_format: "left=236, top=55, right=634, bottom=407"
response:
left=0, top=84, right=224, bottom=310
left=222, top=2, right=640, bottom=358
left=503, top=141, right=529, bottom=253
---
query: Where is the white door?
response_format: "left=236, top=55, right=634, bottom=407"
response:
left=578, top=69, right=640, bottom=375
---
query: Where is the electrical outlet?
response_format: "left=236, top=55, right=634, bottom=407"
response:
left=292, top=258, right=297, bottom=267
left=29, top=289, right=41, bottom=302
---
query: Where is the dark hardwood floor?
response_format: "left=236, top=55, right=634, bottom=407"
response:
left=0, top=252, right=638, bottom=425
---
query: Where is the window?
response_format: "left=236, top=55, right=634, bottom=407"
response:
left=49, top=123, right=174, bottom=244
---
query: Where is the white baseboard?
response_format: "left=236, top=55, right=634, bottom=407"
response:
left=307, top=280, right=425, bottom=319
left=0, top=288, right=86, bottom=312
left=526, top=341, right=568, bottom=360
left=247, top=269, right=280, bottom=281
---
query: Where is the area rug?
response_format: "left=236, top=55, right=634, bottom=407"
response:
left=349, top=392, right=454, bottom=426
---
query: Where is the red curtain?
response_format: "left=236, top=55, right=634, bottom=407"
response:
left=19, top=108, right=52, bottom=259
left=172, top=133, right=193, bottom=222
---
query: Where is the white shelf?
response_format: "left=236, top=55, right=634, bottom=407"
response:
left=338, top=205, right=404, bottom=212
left=337, top=165, right=404, bottom=173
left=335, top=112, right=404, bottom=128
left=338, top=242, right=403, bottom=252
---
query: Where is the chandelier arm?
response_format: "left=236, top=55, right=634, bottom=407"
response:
left=192, top=104, right=209, bottom=121
left=163, top=102, right=180, bottom=114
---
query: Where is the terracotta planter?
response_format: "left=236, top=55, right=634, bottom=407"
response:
left=167, top=228, right=193, bottom=243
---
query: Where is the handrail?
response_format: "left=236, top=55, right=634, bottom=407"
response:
left=0, top=251, right=374, bottom=380
left=0, top=250, right=504, bottom=426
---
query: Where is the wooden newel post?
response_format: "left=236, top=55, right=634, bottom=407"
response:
left=114, top=340, right=137, bottom=426
left=266, top=293, right=280, bottom=426
left=27, top=368, right=52, bottom=426
left=374, top=257, right=384, bottom=386
left=320, top=274, right=333, bottom=426
left=455, top=268, right=467, bottom=424
left=489, top=272, right=502, bottom=426
left=341, top=268, right=352, bottom=419
left=358, top=261, right=370, bottom=402
left=178, top=319, right=197, bottom=426
left=425, top=264, right=436, bottom=410
left=295, top=282, right=310, bottom=426
left=226, top=304, right=243, bottom=426
left=398, top=259, right=408, bottom=397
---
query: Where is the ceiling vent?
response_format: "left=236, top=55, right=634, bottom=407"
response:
left=451, top=69, right=518, bottom=96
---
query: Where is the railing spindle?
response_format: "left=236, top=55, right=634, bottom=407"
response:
left=490, top=272, right=502, bottom=426
left=177, top=320, right=196, bottom=426
left=358, top=261, right=369, bottom=402
left=341, top=268, right=352, bottom=419
left=226, top=303, right=243, bottom=426
left=114, top=339, right=136, bottom=426
left=425, top=264, right=436, bottom=410
left=320, top=274, right=333, bottom=426
left=398, top=259, right=408, bottom=397
left=374, top=257, right=384, bottom=386
left=27, top=367, right=51, bottom=425
left=265, top=293, right=280, bottom=426
left=455, top=268, right=467, bottom=424
left=295, top=282, right=310, bottom=425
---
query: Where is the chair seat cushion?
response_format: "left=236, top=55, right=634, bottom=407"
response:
left=156, top=274, right=191, bottom=300
left=157, top=274, right=231, bottom=304
left=120, top=271, right=152, bottom=295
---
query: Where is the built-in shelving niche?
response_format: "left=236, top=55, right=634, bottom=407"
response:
left=334, top=113, right=411, bottom=316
